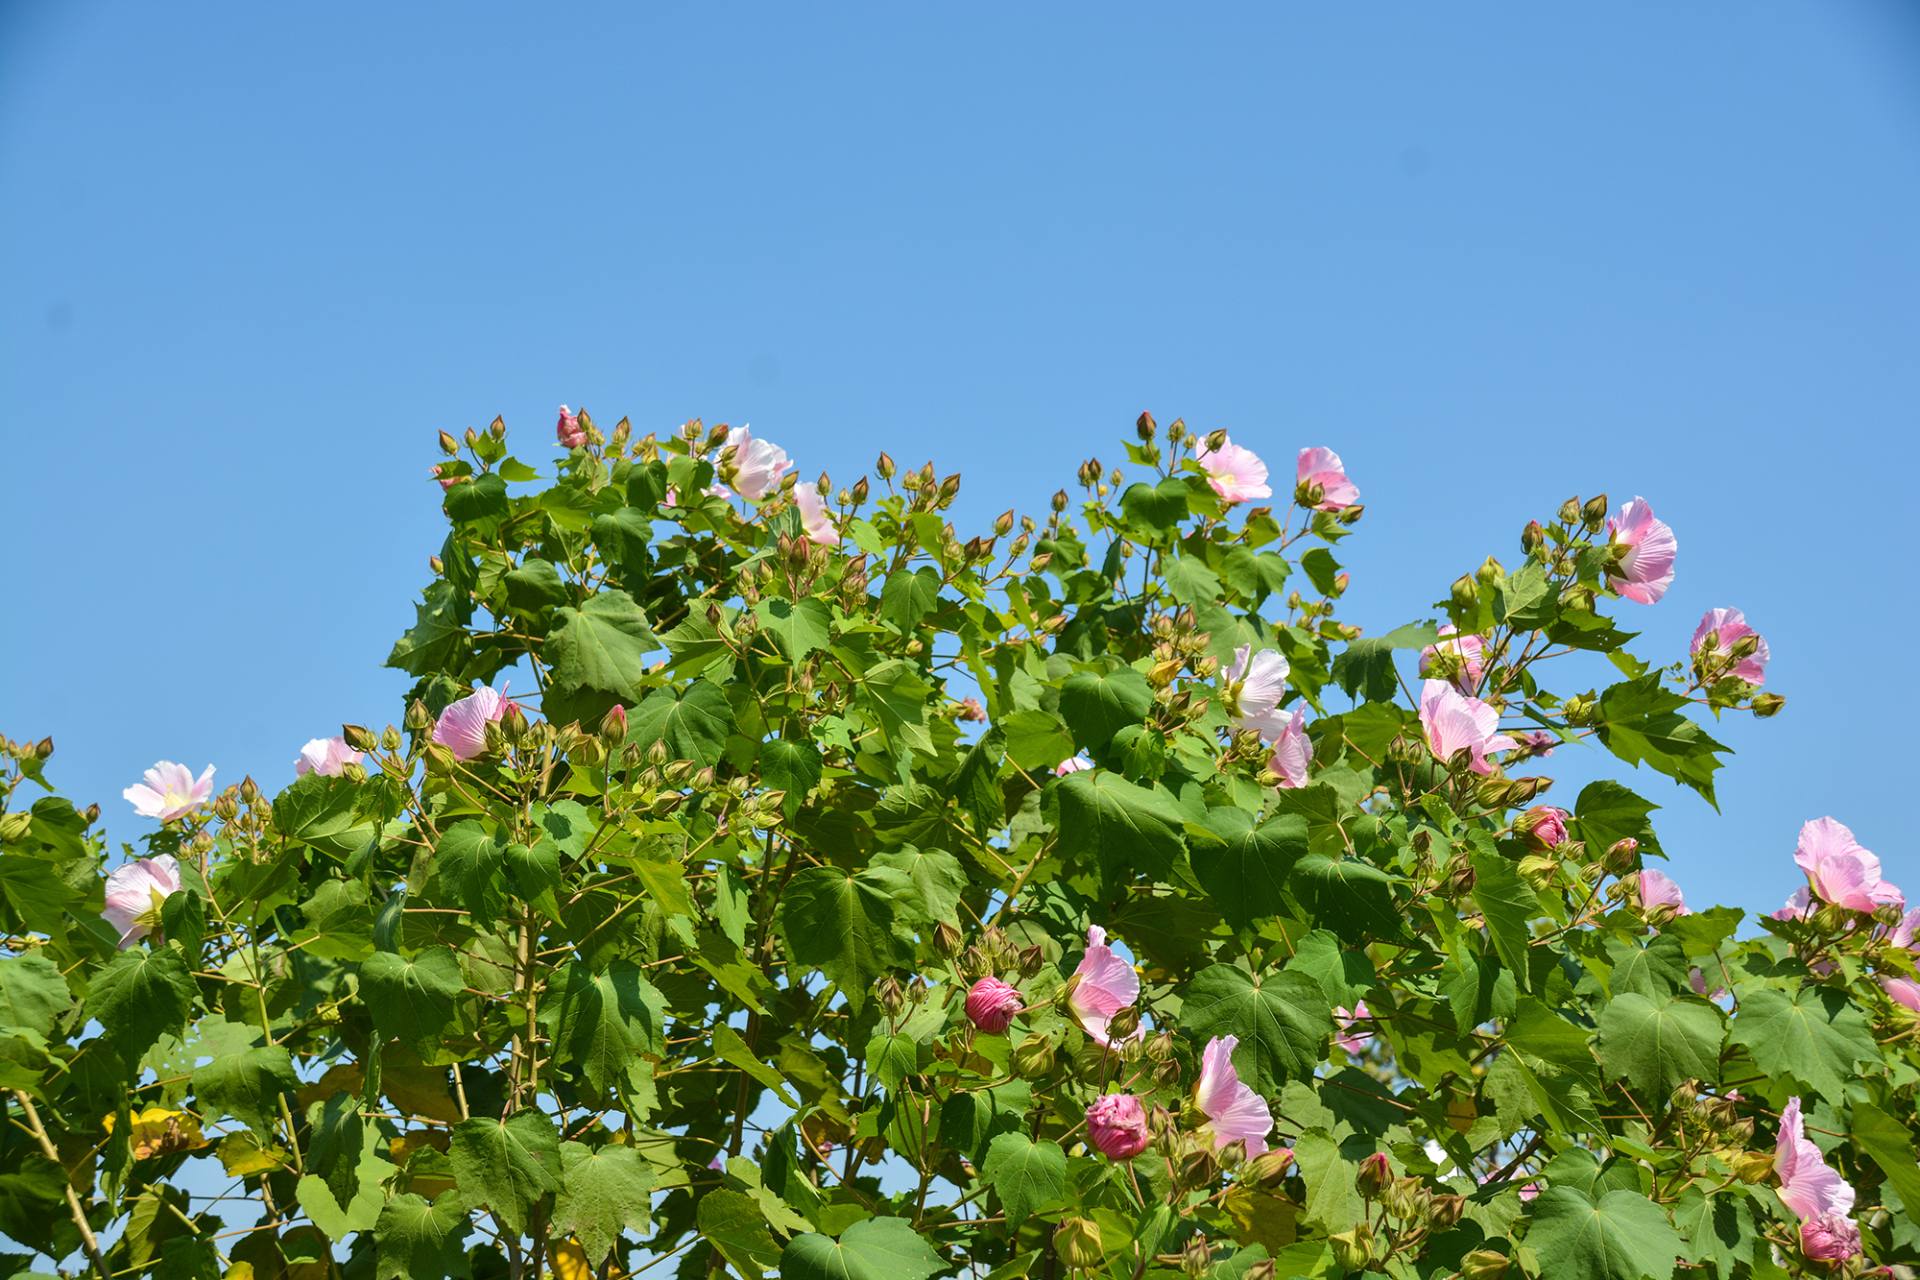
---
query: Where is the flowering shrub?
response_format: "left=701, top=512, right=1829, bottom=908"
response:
left=1, top=408, right=1915, bottom=1280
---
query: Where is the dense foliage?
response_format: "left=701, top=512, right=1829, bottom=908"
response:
left=2, top=409, right=1915, bottom=1280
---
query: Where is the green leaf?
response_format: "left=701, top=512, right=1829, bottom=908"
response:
left=1292, top=1131, right=1362, bottom=1231
left=629, top=679, right=730, bottom=768
left=359, top=949, right=463, bottom=1057
left=1331, top=623, right=1438, bottom=702
left=192, top=1045, right=298, bottom=1136
left=879, top=566, right=942, bottom=630
left=713, top=1024, right=797, bottom=1106
left=781, top=1216, right=944, bottom=1280
left=1003, top=709, right=1076, bottom=771
left=449, top=1112, right=563, bottom=1235
left=755, top=596, right=832, bottom=662
left=553, top=1141, right=654, bottom=1264
left=430, top=821, right=507, bottom=925
left=659, top=610, right=731, bottom=677
left=1118, top=478, right=1188, bottom=536
left=387, top=580, right=470, bottom=676
left=778, top=867, right=915, bottom=1010
left=546, top=592, right=658, bottom=702
left=1728, top=986, right=1878, bottom=1099
left=0, top=953, right=70, bottom=1036
left=1180, top=965, right=1331, bottom=1092
left=1164, top=554, right=1222, bottom=605
left=87, top=946, right=197, bottom=1065
left=1525, top=1187, right=1681, bottom=1280
left=699, top=1189, right=783, bottom=1278
left=1471, top=850, right=1539, bottom=984
left=871, top=847, right=969, bottom=924
left=1192, top=810, right=1306, bottom=930
left=1851, top=1102, right=1920, bottom=1215
left=982, top=1132, right=1068, bottom=1226
left=1597, top=992, right=1724, bottom=1095
left=373, top=1191, right=472, bottom=1280
left=444, top=471, right=508, bottom=523
left=1059, top=667, right=1153, bottom=753
left=1290, top=852, right=1400, bottom=944
left=1574, top=781, right=1663, bottom=857
left=503, top=558, right=569, bottom=613
left=1056, top=770, right=1188, bottom=886
left=272, top=772, right=374, bottom=859
left=555, top=961, right=666, bottom=1096
left=1595, top=675, right=1728, bottom=805
left=759, top=738, right=823, bottom=814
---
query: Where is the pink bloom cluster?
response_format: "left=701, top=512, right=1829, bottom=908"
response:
left=433, top=685, right=519, bottom=761
left=1190, top=439, right=1359, bottom=513
left=123, top=761, right=215, bottom=823
left=1519, top=805, right=1568, bottom=849
left=1419, top=680, right=1516, bottom=775
left=102, top=855, right=184, bottom=948
left=1691, top=607, right=1769, bottom=686
left=556, top=405, right=586, bottom=449
left=1775, top=1097, right=1860, bottom=1262
left=1773, top=817, right=1904, bottom=918
left=1086, top=1092, right=1150, bottom=1160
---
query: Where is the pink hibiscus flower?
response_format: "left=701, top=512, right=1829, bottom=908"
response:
left=1419, top=679, right=1517, bottom=775
left=1195, top=1035, right=1273, bottom=1155
left=1605, top=498, right=1677, bottom=605
left=123, top=761, right=216, bottom=823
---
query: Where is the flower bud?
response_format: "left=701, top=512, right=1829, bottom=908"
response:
left=1054, top=1218, right=1103, bottom=1270
left=1356, top=1151, right=1392, bottom=1199
left=875, top=975, right=906, bottom=1017
left=959, top=946, right=991, bottom=982
left=874, top=451, right=895, bottom=481
left=500, top=703, right=530, bottom=743
left=31, top=737, right=53, bottom=761
left=240, top=776, right=260, bottom=804
left=342, top=724, right=377, bottom=752
left=405, top=700, right=432, bottom=732
left=1329, top=1225, right=1373, bottom=1274
left=1562, top=692, right=1598, bottom=725
left=1504, top=776, right=1551, bottom=806
left=599, top=703, right=628, bottom=746
left=1430, top=1192, right=1467, bottom=1231
left=1750, top=691, right=1785, bottom=718
left=0, top=813, right=31, bottom=843
left=1445, top=859, right=1477, bottom=897
left=438, top=430, right=460, bottom=455
left=1243, top=1146, right=1295, bottom=1186
left=1180, top=1235, right=1210, bottom=1277
left=1516, top=805, right=1569, bottom=849
left=1581, top=493, right=1609, bottom=529
left=1451, top=575, right=1480, bottom=611
left=1105, top=1006, right=1141, bottom=1042
left=1603, top=837, right=1640, bottom=876
left=931, top=920, right=964, bottom=958
left=1136, top=411, right=1157, bottom=441
left=81, top=802, right=101, bottom=826
left=1475, top=556, right=1505, bottom=586
left=1336, top=502, right=1365, bottom=524
left=1557, top=496, right=1581, bottom=524
left=1460, top=1249, right=1510, bottom=1280
left=1242, top=1264, right=1276, bottom=1280
left=1732, top=1150, right=1774, bottom=1183
left=1012, top=1034, right=1056, bottom=1078
left=1017, top=944, right=1046, bottom=977
left=1521, top=520, right=1545, bottom=553
left=1383, top=1176, right=1425, bottom=1221
left=213, top=792, right=239, bottom=822
left=1518, top=854, right=1560, bottom=891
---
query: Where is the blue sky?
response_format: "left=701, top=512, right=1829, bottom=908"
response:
left=2, top=2, right=1916, bottom=914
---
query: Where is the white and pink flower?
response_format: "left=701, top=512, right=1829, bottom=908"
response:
left=1605, top=498, right=1677, bottom=605
left=432, top=686, right=517, bottom=762
left=1194, top=437, right=1272, bottom=504
left=1269, top=709, right=1310, bottom=789
left=1418, top=624, right=1485, bottom=693
left=1775, top=1097, right=1860, bottom=1263
left=1793, top=817, right=1903, bottom=915
left=123, top=762, right=216, bottom=823
left=295, top=737, right=363, bottom=778
left=1225, top=644, right=1292, bottom=740
left=1295, top=447, right=1359, bottom=511
left=724, top=426, right=793, bottom=501
left=1419, top=680, right=1516, bottom=776
left=795, top=484, right=839, bottom=546
left=102, top=855, right=183, bottom=948
left=1069, top=926, right=1142, bottom=1048
left=1195, top=1035, right=1273, bottom=1155
left=1690, top=607, right=1769, bottom=686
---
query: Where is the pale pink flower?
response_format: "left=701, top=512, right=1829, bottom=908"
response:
left=1516, top=730, right=1557, bottom=757
left=556, top=405, right=586, bottom=450
left=1418, top=625, right=1485, bottom=693
left=964, top=977, right=1023, bottom=1034
left=724, top=426, right=792, bottom=501
left=1085, top=1093, right=1150, bottom=1160
left=432, top=686, right=516, bottom=762
left=1518, top=1181, right=1540, bottom=1202
left=1194, top=436, right=1272, bottom=504
left=1419, top=680, right=1517, bottom=776
left=1605, top=498, right=1677, bottom=605
left=1520, top=805, right=1568, bottom=849
left=1069, top=925, right=1141, bottom=1048
left=1295, top=447, right=1359, bottom=512
left=431, top=465, right=459, bottom=491
left=102, top=855, right=183, bottom=947
left=1270, top=709, right=1310, bottom=789
left=295, top=737, right=362, bottom=778
left=1886, top=907, right=1920, bottom=951
left=123, top=762, right=216, bottom=823
left=1638, top=868, right=1689, bottom=915
left=1195, top=1035, right=1272, bottom=1155
left=1054, top=755, right=1094, bottom=777
left=1225, top=645, right=1292, bottom=739
left=794, top=484, right=839, bottom=546
left=1691, top=607, right=1769, bottom=686
left=1794, top=817, right=1904, bottom=914
left=1771, top=885, right=1812, bottom=922
left=1688, top=968, right=1729, bottom=1002
left=1880, top=976, right=1920, bottom=1014
left=1776, top=1097, right=1858, bottom=1261
left=1333, top=1002, right=1373, bottom=1056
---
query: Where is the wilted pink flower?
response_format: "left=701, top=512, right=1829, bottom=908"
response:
left=1691, top=607, right=1769, bottom=686
left=1419, top=680, right=1517, bottom=776
left=1295, top=447, right=1359, bottom=511
left=1776, top=1097, right=1858, bottom=1261
left=956, top=697, right=987, bottom=723
left=295, top=737, right=362, bottom=778
left=1794, top=817, right=1904, bottom=914
left=1520, top=805, right=1568, bottom=849
left=1270, top=709, right=1310, bottom=789
left=1085, top=1093, right=1150, bottom=1160
left=724, top=426, right=793, bottom=501
left=1638, top=868, right=1689, bottom=915
left=1516, top=730, right=1557, bottom=757
left=1054, top=755, right=1094, bottom=777
left=964, top=977, right=1023, bottom=1034
left=123, top=762, right=216, bottom=823
left=1605, top=498, right=1677, bottom=605
left=1069, top=925, right=1141, bottom=1048
left=795, top=484, right=839, bottom=546
left=1880, top=976, right=1920, bottom=1014
left=1194, top=436, right=1272, bottom=504
left=1226, top=644, right=1292, bottom=739
left=1333, top=1002, right=1373, bottom=1056
left=1772, top=885, right=1812, bottom=922
left=1418, top=624, right=1485, bottom=692
left=1195, top=1035, right=1272, bottom=1155
left=102, top=855, right=183, bottom=947
left=432, top=686, right=516, bottom=762
left=556, top=405, right=586, bottom=450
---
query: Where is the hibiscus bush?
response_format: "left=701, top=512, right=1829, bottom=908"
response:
left=3, top=408, right=1917, bottom=1280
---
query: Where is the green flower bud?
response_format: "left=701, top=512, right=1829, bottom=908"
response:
left=1581, top=493, right=1610, bottom=529
left=1329, top=1224, right=1373, bottom=1274
left=1750, top=691, right=1786, bottom=718
left=1451, top=574, right=1480, bottom=611
left=1012, top=1034, right=1055, bottom=1078
left=1054, top=1217, right=1103, bottom=1270
left=1460, top=1249, right=1510, bottom=1280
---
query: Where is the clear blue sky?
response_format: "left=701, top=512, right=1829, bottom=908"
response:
left=3, top=3, right=1916, bottom=914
